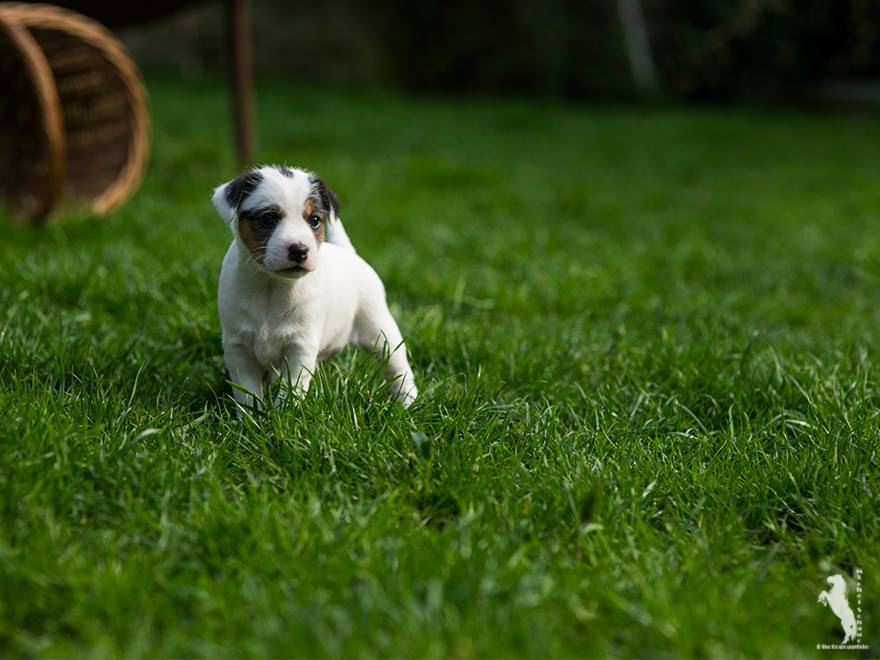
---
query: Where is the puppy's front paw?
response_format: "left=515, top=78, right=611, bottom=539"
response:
left=391, top=381, right=418, bottom=408
left=401, top=388, right=417, bottom=408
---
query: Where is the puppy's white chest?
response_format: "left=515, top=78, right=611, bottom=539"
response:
left=234, top=288, right=311, bottom=369
left=250, top=321, right=285, bottom=368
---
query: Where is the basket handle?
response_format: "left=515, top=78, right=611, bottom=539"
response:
left=0, top=8, right=65, bottom=222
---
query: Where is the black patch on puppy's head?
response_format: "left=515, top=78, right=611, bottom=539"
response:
left=309, top=175, right=340, bottom=218
left=224, top=170, right=263, bottom=211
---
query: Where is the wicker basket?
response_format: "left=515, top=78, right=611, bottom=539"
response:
left=0, top=3, right=149, bottom=222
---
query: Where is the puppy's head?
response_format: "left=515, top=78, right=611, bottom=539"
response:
left=213, top=165, right=340, bottom=279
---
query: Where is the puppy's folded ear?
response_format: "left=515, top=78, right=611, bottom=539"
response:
left=212, top=184, right=235, bottom=224
left=310, top=177, right=341, bottom=222
left=323, top=186, right=340, bottom=221
left=212, top=169, right=263, bottom=223
left=309, top=175, right=354, bottom=251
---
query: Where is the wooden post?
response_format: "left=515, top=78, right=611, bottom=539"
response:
left=228, top=0, right=254, bottom=166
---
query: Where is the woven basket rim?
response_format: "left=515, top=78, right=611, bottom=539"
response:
left=0, top=9, right=64, bottom=219
left=0, top=2, right=150, bottom=217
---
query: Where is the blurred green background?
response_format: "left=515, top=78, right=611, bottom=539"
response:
left=120, top=0, right=880, bottom=103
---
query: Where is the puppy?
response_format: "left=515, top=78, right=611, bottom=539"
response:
left=212, top=165, right=417, bottom=413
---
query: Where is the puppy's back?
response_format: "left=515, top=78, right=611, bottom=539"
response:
left=326, top=218, right=356, bottom=253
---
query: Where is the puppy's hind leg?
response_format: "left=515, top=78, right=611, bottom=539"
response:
left=355, top=308, right=418, bottom=407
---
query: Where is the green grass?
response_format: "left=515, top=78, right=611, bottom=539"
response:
left=1, top=77, right=879, bottom=658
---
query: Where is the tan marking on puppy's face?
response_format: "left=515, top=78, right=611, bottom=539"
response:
left=303, top=198, right=325, bottom=247
left=237, top=204, right=283, bottom=262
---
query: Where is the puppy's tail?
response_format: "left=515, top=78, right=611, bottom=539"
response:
left=327, top=218, right=356, bottom=253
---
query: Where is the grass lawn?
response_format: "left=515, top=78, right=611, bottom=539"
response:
left=1, top=77, right=879, bottom=657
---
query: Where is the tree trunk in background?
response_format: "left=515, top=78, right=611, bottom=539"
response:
left=616, top=0, right=658, bottom=94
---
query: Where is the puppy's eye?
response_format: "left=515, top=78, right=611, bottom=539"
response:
left=308, top=214, right=322, bottom=229
left=258, top=211, right=279, bottom=227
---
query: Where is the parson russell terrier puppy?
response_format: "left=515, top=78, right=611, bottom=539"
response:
left=212, top=165, right=417, bottom=413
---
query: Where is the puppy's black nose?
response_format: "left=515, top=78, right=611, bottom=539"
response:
left=288, top=243, right=309, bottom=263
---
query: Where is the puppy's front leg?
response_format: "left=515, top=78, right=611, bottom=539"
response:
left=275, top=343, right=318, bottom=406
left=224, top=343, right=265, bottom=416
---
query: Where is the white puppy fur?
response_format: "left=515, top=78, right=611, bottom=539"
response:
left=213, top=165, right=417, bottom=413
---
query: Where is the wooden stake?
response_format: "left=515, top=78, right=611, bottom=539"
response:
left=228, top=0, right=254, bottom=167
